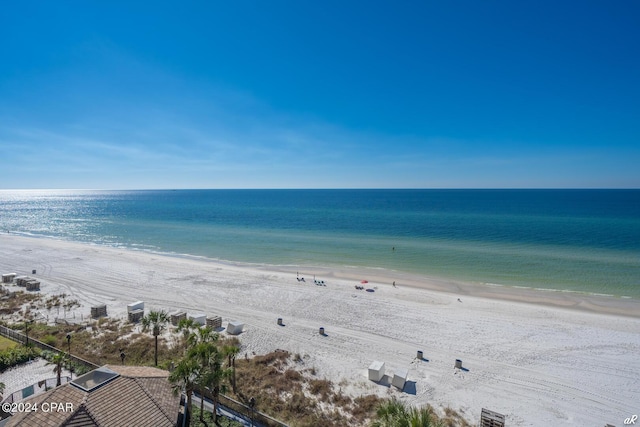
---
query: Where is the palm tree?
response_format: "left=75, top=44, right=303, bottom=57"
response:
left=177, top=318, right=199, bottom=352
left=222, top=344, right=240, bottom=392
left=168, top=357, right=200, bottom=427
left=171, top=323, right=233, bottom=425
left=188, top=340, right=216, bottom=422
left=190, top=325, right=217, bottom=347
left=141, top=309, right=170, bottom=366
left=207, top=349, right=231, bottom=425
left=49, top=352, right=68, bottom=387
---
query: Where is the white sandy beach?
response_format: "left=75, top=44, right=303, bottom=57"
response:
left=1, top=234, right=638, bottom=426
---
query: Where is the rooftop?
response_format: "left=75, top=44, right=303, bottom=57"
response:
left=6, top=365, right=180, bottom=427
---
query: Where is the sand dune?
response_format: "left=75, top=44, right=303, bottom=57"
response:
left=1, top=234, right=638, bottom=426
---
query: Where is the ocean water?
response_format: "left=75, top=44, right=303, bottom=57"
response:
left=1, top=189, right=639, bottom=298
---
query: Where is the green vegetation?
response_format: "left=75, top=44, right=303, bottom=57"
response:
left=47, top=352, right=68, bottom=386
left=40, top=350, right=92, bottom=377
left=0, top=346, right=40, bottom=371
left=372, top=398, right=442, bottom=427
left=141, top=309, right=170, bottom=366
left=12, top=317, right=182, bottom=367
left=169, top=324, right=235, bottom=426
left=0, top=336, right=17, bottom=351
left=188, top=404, right=243, bottom=427
left=231, top=349, right=383, bottom=427
left=371, top=399, right=472, bottom=427
left=0, top=291, right=41, bottom=316
left=0, top=307, right=471, bottom=426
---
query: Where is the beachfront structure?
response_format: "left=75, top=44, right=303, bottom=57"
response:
left=480, top=408, right=506, bottom=427
left=91, top=304, right=108, bottom=319
left=16, top=276, right=32, bottom=287
left=188, top=313, right=206, bottom=326
left=227, top=321, right=244, bottom=335
left=206, top=315, right=222, bottom=329
left=4, top=365, right=181, bottom=427
left=126, top=301, right=145, bottom=323
left=128, top=309, right=144, bottom=323
left=2, top=273, right=16, bottom=283
left=169, top=310, right=186, bottom=326
left=392, top=368, right=408, bottom=390
left=127, top=300, right=145, bottom=312
left=25, top=280, right=40, bottom=291
left=368, top=361, right=385, bottom=382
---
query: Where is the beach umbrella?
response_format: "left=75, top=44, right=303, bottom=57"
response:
left=361, top=280, right=368, bottom=284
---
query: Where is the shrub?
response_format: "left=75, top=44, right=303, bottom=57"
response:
left=42, top=335, right=57, bottom=346
left=309, top=378, right=332, bottom=401
left=0, top=346, right=40, bottom=371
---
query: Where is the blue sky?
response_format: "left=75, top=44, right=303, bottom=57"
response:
left=0, top=1, right=638, bottom=189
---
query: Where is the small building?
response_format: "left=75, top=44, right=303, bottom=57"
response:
left=170, top=311, right=186, bottom=326
left=25, top=280, right=40, bottom=291
left=206, top=316, right=222, bottom=329
left=2, top=273, right=16, bottom=283
left=392, top=368, right=408, bottom=390
left=91, top=304, right=108, bottom=319
left=128, top=309, right=144, bottom=323
left=187, top=313, right=206, bottom=326
left=480, top=408, right=506, bottom=427
left=127, top=301, right=145, bottom=312
left=15, top=276, right=29, bottom=287
left=368, top=361, right=385, bottom=382
left=226, top=321, right=244, bottom=335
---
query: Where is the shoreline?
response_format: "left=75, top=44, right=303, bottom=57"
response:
left=1, top=233, right=639, bottom=426
left=270, top=263, right=640, bottom=319
left=4, top=233, right=638, bottom=319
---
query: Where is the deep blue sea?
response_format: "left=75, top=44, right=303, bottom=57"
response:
left=1, top=189, right=639, bottom=298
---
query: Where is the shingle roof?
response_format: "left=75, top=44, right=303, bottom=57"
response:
left=6, top=366, right=180, bottom=427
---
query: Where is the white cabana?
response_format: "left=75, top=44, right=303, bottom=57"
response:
left=188, top=313, right=206, bottom=326
left=127, top=301, right=144, bottom=312
left=392, top=368, right=408, bottom=390
left=226, top=321, right=244, bottom=335
left=368, top=361, right=385, bottom=382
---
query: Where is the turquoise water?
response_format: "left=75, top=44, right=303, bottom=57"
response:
left=1, top=189, right=639, bottom=298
